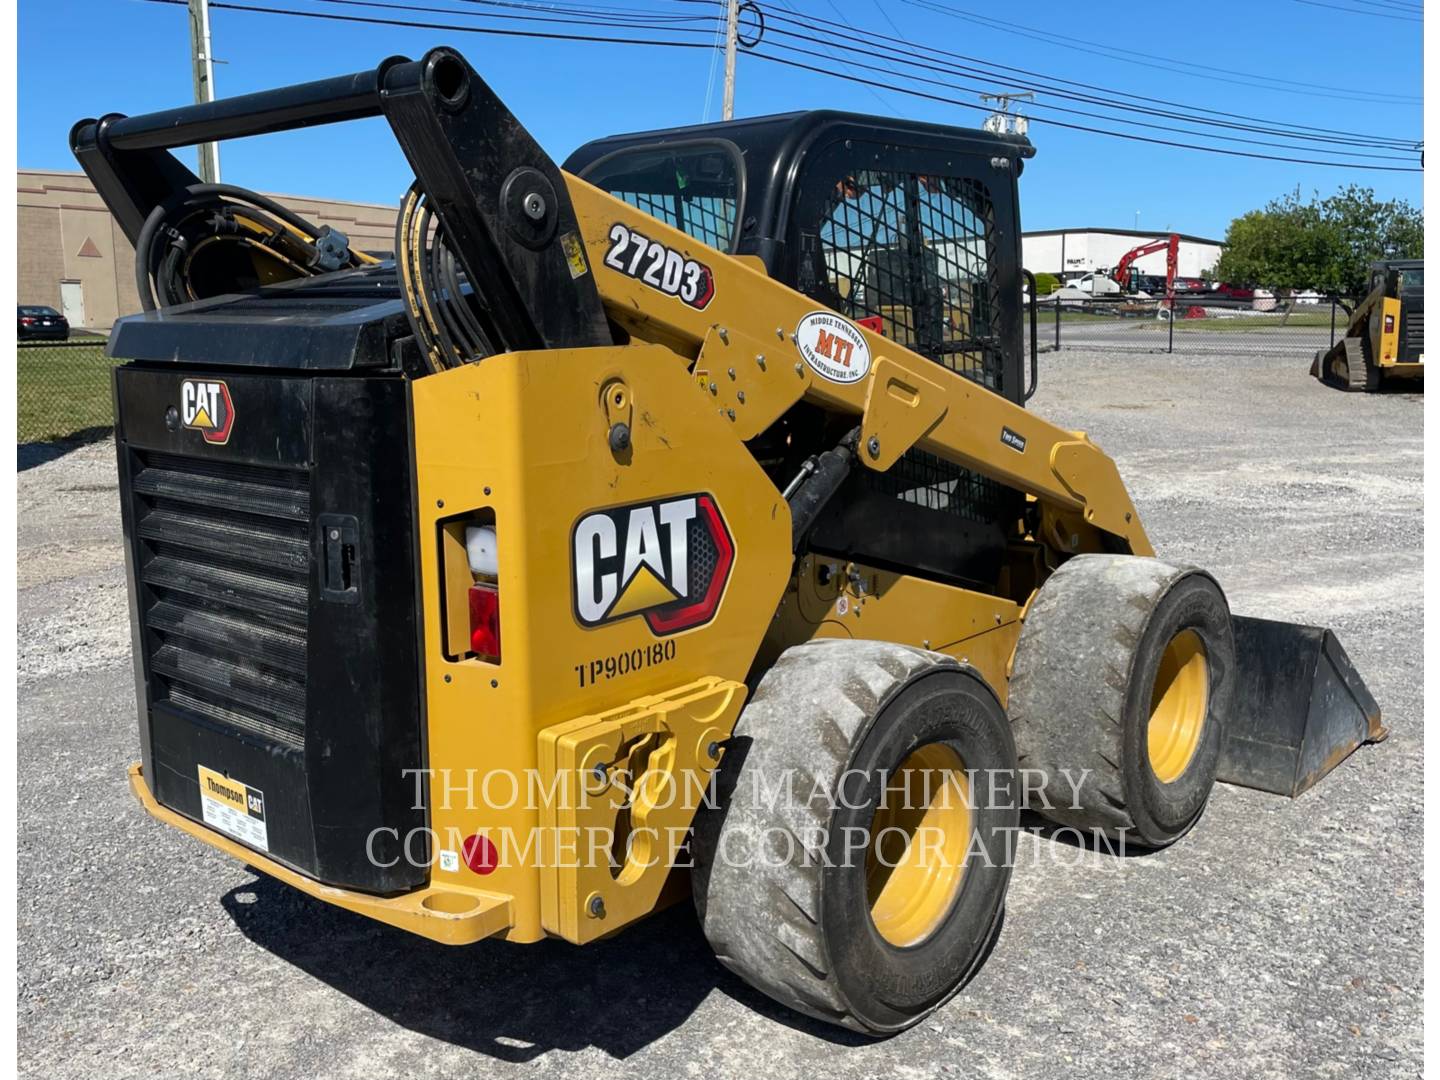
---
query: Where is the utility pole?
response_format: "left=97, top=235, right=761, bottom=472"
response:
left=188, top=0, right=221, bottom=182
left=721, top=0, right=739, bottom=121
left=980, top=91, right=1033, bottom=137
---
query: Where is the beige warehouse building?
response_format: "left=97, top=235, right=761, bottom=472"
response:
left=17, top=169, right=399, bottom=331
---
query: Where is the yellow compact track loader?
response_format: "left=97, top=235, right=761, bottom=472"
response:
left=73, top=49, right=1385, bottom=1036
left=1313, top=259, right=1424, bottom=391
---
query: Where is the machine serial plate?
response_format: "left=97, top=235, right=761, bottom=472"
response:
left=196, top=765, right=269, bottom=852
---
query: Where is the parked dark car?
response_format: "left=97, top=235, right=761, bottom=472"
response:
left=18, top=305, right=69, bottom=341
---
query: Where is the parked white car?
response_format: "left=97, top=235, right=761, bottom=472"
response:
left=1066, top=272, right=1122, bottom=296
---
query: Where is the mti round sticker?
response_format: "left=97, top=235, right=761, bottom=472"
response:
left=795, top=311, right=872, bottom=384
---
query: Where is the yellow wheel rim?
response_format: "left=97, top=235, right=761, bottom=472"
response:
left=1147, top=629, right=1209, bottom=784
left=865, top=744, right=971, bottom=948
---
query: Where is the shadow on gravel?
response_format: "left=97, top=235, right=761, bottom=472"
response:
left=221, top=874, right=869, bottom=1059
left=1018, top=809, right=1166, bottom=858
left=18, top=429, right=111, bottom=472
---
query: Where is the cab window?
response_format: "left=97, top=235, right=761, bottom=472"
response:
left=814, top=169, right=998, bottom=390
left=580, top=141, right=742, bottom=253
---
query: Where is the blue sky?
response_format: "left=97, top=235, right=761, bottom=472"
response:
left=18, top=0, right=1423, bottom=239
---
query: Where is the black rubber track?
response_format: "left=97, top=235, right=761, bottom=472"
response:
left=1343, top=336, right=1380, bottom=392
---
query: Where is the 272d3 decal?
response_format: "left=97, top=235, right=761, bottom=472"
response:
left=572, top=494, right=733, bottom=636
left=603, top=223, right=716, bottom=310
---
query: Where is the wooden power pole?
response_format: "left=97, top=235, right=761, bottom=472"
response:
left=721, top=0, right=739, bottom=121
left=188, top=0, right=221, bottom=182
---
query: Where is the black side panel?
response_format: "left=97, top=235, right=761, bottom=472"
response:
left=305, top=377, right=426, bottom=886
left=1399, top=284, right=1424, bottom=363
left=808, top=472, right=1007, bottom=590
left=116, top=366, right=425, bottom=893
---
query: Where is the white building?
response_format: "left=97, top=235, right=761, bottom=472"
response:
left=1022, top=227, right=1224, bottom=281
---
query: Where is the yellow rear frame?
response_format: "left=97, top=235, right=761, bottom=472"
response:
left=133, top=172, right=1156, bottom=946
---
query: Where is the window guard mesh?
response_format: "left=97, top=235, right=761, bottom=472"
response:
left=610, top=190, right=736, bottom=253
left=817, top=171, right=1003, bottom=393
left=815, top=170, right=1012, bottom=527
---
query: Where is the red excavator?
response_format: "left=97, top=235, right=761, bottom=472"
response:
left=1113, top=233, right=1179, bottom=295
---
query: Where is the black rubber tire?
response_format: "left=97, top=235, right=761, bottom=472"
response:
left=691, top=639, right=1018, bottom=1036
left=1009, top=555, right=1235, bottom=849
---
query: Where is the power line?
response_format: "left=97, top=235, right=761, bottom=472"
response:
left=656, top=0, right=1418, bottom=145
left=138, top=0, right=1422, bottom=171
left=1343, top=0, right=1423, bottom=12
left=1290, top=0, right=1421, bottom=19
left=745, top=49, right=1421, bottom=171
left=809, top=0, right=900, bottom=110
left=756, top=6, right=1419, bottom=151
left=453, top=0, right=716, bottom=21
left=465, top=0, right=1423, bottom=131
left=463, top=0, right=1422, bottom=146
left=866, top=0, right=905, bottom=37
left=896, top=0, right=1422, bottom=103
left=142, top=0, right=722, bottom=42
left=754, top=30, right=1419, bottom=162
left=301, top=0, right=722, bottom=31
left=700, top=0, right=726, bottom=121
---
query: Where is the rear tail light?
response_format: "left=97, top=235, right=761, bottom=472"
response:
left=19, top=317, right=33, bottom=325
left=465, top=523, right=499, bottom=660
left=462, top=832, right=498, bottom=875
left=468, top=583, right=500, bottom=660
left=441, top=517, right=500, bottom=662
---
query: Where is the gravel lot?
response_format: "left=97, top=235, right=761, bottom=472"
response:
left=17, top=350, right=1422, bottom=1079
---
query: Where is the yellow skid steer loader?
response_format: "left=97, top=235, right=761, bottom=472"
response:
left=1313, top=259, right=1424, bottom=391
left=73, top=49, right=1385, bottom=1036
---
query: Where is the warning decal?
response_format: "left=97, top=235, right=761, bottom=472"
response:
left=197, top=765, right=269, bottom=852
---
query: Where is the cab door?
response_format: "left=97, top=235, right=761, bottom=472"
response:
left=784, top=135, right=1024, bottom=405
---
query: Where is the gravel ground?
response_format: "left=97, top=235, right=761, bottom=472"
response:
left=17, top=350, right=1422, bottom=1079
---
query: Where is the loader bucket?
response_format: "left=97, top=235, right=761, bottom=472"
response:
left=1217, top=615, right=1387, bottom=797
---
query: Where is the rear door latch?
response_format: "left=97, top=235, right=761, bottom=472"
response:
left=319, top=514, right=361, bottom=603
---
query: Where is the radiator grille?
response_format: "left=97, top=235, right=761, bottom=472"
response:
left=133, top=450, right=310, bottom=749
left=1404, top=306, right=1424, bottom=357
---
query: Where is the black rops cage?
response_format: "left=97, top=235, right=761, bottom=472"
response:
left=569, top=113, right=1034, bottom=588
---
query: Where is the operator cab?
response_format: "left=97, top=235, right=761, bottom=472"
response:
left=567, top=113, right=1037, bottom=592
left=565, top=111, right=1035, bottom=407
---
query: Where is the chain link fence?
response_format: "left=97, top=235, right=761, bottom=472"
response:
left=17, top=296, right=1362, bottom=443
left=1033, top=294, right=1360, bottom=358
left=17, top=339, right=122, bottom=444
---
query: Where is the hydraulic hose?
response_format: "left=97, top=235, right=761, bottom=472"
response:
left=134, top=183, right=371, bottom=311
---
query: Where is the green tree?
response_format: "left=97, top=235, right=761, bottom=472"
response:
left=1214, top=185, right=1422, bottom=296
left=1320, top=185, right=1424, bottom=294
